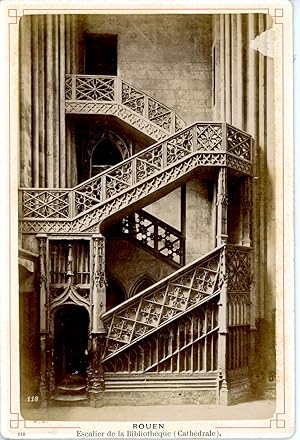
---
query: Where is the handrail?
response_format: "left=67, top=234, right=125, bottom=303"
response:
left=20, top=122, right=252, bottom=225
left=114, top=209, right=185, bottom=266
left=101, top=245, right=224, bottom=360
left=65, top=74, right=186, bottom=134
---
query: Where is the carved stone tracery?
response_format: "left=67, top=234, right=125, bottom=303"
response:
left=103, top=303, right=219, bottom=374
left=20, top=122, right=252, bottom=235
left=102, top=247, right=222, bottom=361
left=23, top=71, right=255, bottom=406
left=227, top=247, right=252, bottom=293
left=65, top=74, right=185, bottom=140
left=119, top=209, right=184, bottom=265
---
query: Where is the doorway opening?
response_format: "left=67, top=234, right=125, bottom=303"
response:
left=85, top=34, right=117, bottom=75
left=53, top=305, right=89, bottom=385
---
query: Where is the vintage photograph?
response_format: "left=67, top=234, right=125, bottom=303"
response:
left=0, top=1, right=294, bottom=438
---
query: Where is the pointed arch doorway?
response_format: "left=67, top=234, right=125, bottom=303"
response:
left=53, top=305, right=89, bottom=385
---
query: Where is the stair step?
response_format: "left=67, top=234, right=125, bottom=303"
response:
left=51, top=394, right=88, bottom=402
left=57, top=384, right=86, bottom=392
left=60, top=373, right=86, bottom=383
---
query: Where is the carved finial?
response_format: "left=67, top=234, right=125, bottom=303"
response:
left=66, top=243, right=74, bottom=278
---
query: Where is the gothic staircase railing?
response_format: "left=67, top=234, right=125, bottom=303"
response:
left=101, top=245, right=224, bottom=363
left=100, top=244, right=252, bottom=404
left=65, top=74, right=185, bottom=141
left=19, top=122, right=252, bottom=235
left=108, top=209, right=185, bottom=267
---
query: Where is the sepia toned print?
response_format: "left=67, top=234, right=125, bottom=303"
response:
left=0, top=1, right=294, bottom=439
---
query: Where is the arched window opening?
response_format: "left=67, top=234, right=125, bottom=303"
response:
left=91, top=139, right=123, bottom=176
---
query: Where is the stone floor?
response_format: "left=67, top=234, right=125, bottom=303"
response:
left=22, top=399, right=276, bottom=422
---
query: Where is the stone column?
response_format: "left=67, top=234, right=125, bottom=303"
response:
left=225, top=14, right=232, bottom=123
left=53, top=14, right=60, bottom=188
left=87, top=235, right=107, bottom=406
left=219, top=15, right=226, bottom=120
left=212, top=15, right=220, bottom=121
left=37, top=234, right=49, bottom=406
left=59, top=15, right=66, bottom=187
left=20, top=14, right=79, bottom=189
left=246, top=14, right=258, bottom=345
left=236, top=14, right=244, bottom=130
left=45, top=15, right=54, bottom=187
left=256, top=14, right=266, bottom=322
left=31, top=16, right=40, bottom=188
left=19, top=15, right=32, bottom=187
left=38, top=15, right=46, bottom=187
left=64, top=15, right=79, bottom=187
left=231, top=14, right=238, bottom=126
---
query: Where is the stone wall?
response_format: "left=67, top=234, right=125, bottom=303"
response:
left=106, top=237, right=176, bottom=297
left=82, top=14, right=213, bottom=124
left=185, top=177, right=215, bottom=263
left=144, top=188, right=181, bottom=230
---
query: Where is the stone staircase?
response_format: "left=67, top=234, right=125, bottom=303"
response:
left=65, top=74, right=185, bottom=141
left=19, top=122, right=252, bottom=235
left=101, top=245, right=224, bottom=363
left=20, top=76, right=253, bottom=405
left=108, top=209, right=185, bottom=268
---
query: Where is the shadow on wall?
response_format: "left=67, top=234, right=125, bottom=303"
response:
left=106, top=277, right=126, bottom=311
left=250, top=145, right=276, bottom=400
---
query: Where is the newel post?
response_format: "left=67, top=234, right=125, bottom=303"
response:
left=217, top=245, right=229, bottom=405
left=216, top=167, right=228, bottom=246
left=37, top=234, right=49, bottom=407
left=87, top=234, right=107, bottom=407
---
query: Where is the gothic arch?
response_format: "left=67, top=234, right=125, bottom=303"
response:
left=106, top=277, right=127, bottom=311
left=130, top=275, right=155, bottom=297
left=83, top=130, right=131, bottom=179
